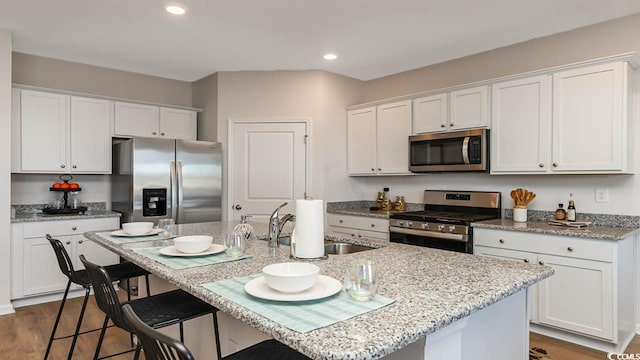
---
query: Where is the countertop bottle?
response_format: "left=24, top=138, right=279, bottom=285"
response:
left=233, top=215, right=255, bottom=240
left=567, top=194, right=576, bottom=222
left=376, top=192, right=385, bottom=209
left=394, top=196, right=406, bottom=211
left=555, top=203, right=566, bottom=220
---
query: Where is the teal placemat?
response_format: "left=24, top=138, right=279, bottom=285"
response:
left=133, top=247, right=252, bottom=269
left=202, top=275, right=395, bottom=333
left=96, top=231, right=177, bottom=244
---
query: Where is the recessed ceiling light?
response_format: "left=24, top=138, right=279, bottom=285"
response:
left=323, top=54, right=338, bottom=60
left=166, top=5, right=186, bottom=15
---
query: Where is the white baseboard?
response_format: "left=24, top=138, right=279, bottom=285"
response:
left=0, top=303, right=15, bottom=315
left=531, top=324, right=633, bottom=354
left=11, top=288, right=86, bottom=308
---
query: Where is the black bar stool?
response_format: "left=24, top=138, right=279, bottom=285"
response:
left=44, top=234, right=151, bottom=360
left=80, top=254, right=222, bottom=360
left=122, top=303, right=311, bottom=360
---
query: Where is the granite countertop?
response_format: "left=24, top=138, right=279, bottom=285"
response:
left=85, top=221, right=552, bottom=360
left=12, top=210, right=121, bottom=223
left=472, top=218, right=640, bottom=241
left=329, top=208, right=404, bottom=219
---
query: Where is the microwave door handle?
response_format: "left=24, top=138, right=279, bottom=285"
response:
left=462, top=136, right=470, bottom=165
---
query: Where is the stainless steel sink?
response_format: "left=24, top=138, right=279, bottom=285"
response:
left=275, top=236, right=375, bottom=255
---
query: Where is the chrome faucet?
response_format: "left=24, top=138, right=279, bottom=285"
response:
left=268, top=202, right=296, bottom=248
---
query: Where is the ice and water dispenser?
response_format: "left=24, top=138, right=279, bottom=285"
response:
left=142, top=188, right=167, bottom=217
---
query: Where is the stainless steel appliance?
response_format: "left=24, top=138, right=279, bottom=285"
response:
left=409, top=128, right=489, bottom=173
left=111, top=137, right=222, bottom=224
left=389, top=190, right=501, bottom=254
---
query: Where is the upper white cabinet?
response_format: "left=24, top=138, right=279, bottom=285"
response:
left=413, top=86, right=489, bottom=134
left=114, top=101, right=197, bottom=140
left=491, top=61, right=634, bottom=174
left=347, top=100, right=412, bottom=175
left=13, top=89, right=112, bottom=174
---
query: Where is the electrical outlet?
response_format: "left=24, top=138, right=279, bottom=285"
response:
left=595, top=188, right=609, bottom=203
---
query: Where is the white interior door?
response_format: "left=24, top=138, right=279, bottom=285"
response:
left=230, top=121, right=307, bottom=221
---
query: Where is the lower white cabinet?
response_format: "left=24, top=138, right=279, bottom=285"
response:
left=11, top=217, right=120, bottom=301
left=474, top=228, right=634, bottom=351
left=327, top=214, right=389, bottom=240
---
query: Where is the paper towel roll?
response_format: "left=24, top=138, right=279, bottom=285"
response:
left=293, top=199, right=325, bottom=258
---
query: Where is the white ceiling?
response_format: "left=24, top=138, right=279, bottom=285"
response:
left=2, top=0, right=640, bottom=82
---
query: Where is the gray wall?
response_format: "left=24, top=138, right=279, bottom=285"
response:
left=1, top=30, right=13, bottom=314
left=193, top=72, right=219, bottom=142
left=12, top=52, right=193, bottom=107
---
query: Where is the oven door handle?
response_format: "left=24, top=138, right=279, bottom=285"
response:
left=389, top=226, right=468, bottom=242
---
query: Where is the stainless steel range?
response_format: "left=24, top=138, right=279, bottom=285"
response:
left=389, top=190, right=501, bottom=254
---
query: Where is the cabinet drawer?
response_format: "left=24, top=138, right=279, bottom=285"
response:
left=474, top=228, right=613, bottom=262
left=327, top=214, right=388, bottom=233
left=23, top=218, right=119, bottom=238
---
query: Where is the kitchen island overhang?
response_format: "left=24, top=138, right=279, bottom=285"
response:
left=85, top=221, right=553, bottom=360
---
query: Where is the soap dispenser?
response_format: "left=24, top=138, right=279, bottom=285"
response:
left=233, top=215, right=255, bottom=240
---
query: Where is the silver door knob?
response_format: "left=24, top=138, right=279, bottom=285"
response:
left=234, top=204, right=242, bottom=210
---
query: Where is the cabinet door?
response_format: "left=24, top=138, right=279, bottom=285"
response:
left=22, top=236, right=74, bottom=296
left=114, top=102, right=160, bottom=138
left=537, top=254, right=614, bottom=340
left=449, top=85, right=489, bottom=130
left=20, top=90, right=69, bottom=172
left=474, top=246, right=538, bottom=322
left=70, top=96, right=113, bottom=173
left=552, top=62, right=626, bottom=172
left=491, top=76, right=551, bottom=173
left=412, top=93, right=447, bottom=134
left=160, top=107, right=197, bottom=140
left=347, top=107, right=377, bottom=175
left=376, top=100, right=412, bottom=174
left=75, top=237, right=119, bottom=270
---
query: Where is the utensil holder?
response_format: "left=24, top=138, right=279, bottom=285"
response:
left=513, top=206, right=527, bottom=223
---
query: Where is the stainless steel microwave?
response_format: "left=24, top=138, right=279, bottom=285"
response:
left=409, top=129, right=489, bottom=172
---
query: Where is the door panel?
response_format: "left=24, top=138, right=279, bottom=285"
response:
left=231, top=121, right=307, bottom=221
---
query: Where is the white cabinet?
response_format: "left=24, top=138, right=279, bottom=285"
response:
left=491, top=61, right=634, bottom=174
left=12, top=89, right=112, bottom=174
left=347, top=100, right=412, bottom=175
left=412, top=86, right=489, bottom=134
left=327, top=214, right=389, bottom=240
left=11, top=218, right=120, bottom=301
left=474, top=227, right=634, bottom=350
left=114, top=102, right=197, bottom=140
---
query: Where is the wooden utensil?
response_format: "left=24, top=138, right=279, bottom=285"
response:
left=511, top=188, right=536, bottom=207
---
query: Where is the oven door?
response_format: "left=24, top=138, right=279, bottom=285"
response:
left=389, top=226, right=473, bottom=254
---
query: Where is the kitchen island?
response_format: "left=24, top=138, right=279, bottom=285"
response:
left=85, top=222, right=553, bottom=360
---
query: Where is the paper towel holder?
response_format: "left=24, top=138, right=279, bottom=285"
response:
left=289, top=228, right=328, bottom=261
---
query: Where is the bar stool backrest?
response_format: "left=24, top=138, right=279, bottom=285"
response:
left=79, top=254, right=131, bottom=332
left=46, top=234, right=85, bottom=286
left=122, top=304, right=195, bottom=360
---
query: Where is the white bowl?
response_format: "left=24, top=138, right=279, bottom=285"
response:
left=262, top=262, right=320, bottom=293
left=121, top=222, right=154, bottom=235
left=173, top=235, right=213, bottom=254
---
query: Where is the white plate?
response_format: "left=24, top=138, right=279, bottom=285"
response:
left=245, top=275, right=342, bottom=302
left=159, top=244, right=226, bottom=257
left=110, top=228, right=163, bottom=237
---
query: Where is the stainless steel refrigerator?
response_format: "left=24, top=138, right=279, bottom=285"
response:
left=111, top=137, right=222, bottom=225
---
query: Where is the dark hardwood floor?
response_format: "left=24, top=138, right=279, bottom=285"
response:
left=1, top=292, right=639, bottom=359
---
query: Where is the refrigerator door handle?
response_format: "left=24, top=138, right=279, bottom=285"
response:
left=170, top=161, right=177, bottom=221
left=177, top=161, right=184, bottom=224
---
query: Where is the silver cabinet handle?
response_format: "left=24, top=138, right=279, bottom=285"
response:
left=440, top=124, right=446, bottom=128
left=450, top=123, right=455, bottom=127
left=72, top=165, right=77, bottom=169
left=152, top=132, right=157, bottom=135
left=499, top=239, right=504, bottom=244
left=65, top=241, right=71, bottom=245
left=524, top=258, right=530, bottom=263
left=78, top=240, right=83, bottom=244
left=357, top=234, right=362, bottom=238
left=60, top=164, right=66, bottom=168
left=567, top=246, right=573, bottom=252
left=234, top=204, right=242, bottom=210
left=351, top=233, right=356, bottom=237
left=378, top=168, right=381, bottom=171
left=72, top=226, right=77, bottom=230
left=553, top=163, right=558, bottom=167
left=371, top=168, right=375, bottom=171
left=539, top=163, right=544, bottom=168
left=161, top=132, right=165, bottom=136
left=538, top=260, right=544, bottom=265
left=339, top=220, right=343, bottom=223
left=370, top=224, right=375, bottom=228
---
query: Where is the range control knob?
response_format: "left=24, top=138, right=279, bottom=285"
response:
left=421, top=223, right=429, bottom=229
left=406, top=221, right=413, bottom=228
left=437, top=224, right=445, bottom=232
left=398, top=221, right=404, bottom=226
left=448, top=225, right=456, bottom=233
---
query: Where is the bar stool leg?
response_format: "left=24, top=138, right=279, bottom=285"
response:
left=93, top=315, right=110, bottom=360
left=213, top=312, right=222, bottom=360
left=44, top=280, right=72, bottom=360
left=66, top=286, right=91, bottom=359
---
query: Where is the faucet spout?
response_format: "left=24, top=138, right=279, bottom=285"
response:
left=268, top=202, right=289, bottom=248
